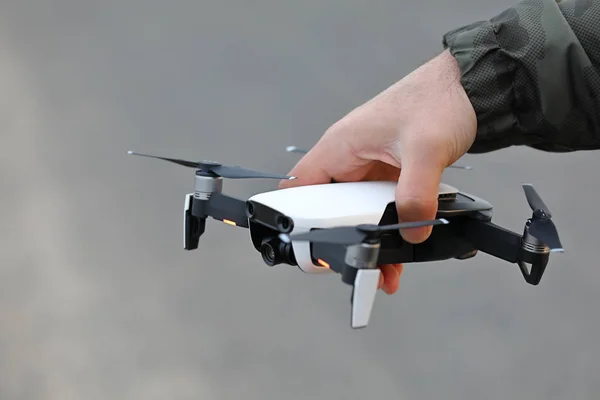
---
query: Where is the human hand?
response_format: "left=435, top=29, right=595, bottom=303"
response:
left=279, top=50, right=477, bottom=294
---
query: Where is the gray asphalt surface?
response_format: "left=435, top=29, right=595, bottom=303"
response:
left=1, top=1, right=599, bottom=399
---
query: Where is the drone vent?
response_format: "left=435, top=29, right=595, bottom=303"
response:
left=438, top=193, right=457, bottom=201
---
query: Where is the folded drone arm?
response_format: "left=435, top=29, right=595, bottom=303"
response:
left=462, top=219, right=521, bottom=264
left=461, top=217, right=551, bottom=285
left=206, top=192, right=250, bottom=228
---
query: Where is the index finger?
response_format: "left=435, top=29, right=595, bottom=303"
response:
left=279, top=136, right=370, bottom=189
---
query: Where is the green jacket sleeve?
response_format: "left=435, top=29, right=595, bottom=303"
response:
left=443, top=0, right=600, bottom=153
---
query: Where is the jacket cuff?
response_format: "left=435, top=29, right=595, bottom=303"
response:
left=442, top=0, right=587, bottom=153
left=443, top=20, right=528, bottom=153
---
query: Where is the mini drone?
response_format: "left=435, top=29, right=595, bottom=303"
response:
left=128, top=146, right=563, bottom=329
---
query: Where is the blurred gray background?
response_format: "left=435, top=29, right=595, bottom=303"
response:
left=1, top=1, right=598, bottom=399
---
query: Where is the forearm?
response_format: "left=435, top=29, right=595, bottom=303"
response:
left=443, top=0, right=600, bottom=153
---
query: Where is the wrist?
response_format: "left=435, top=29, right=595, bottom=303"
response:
left=436, top=49, right=478, bottom=151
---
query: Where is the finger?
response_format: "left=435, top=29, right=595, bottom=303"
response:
left=380, top=264, right=402, bottom=294
left=281, top=150, right=399, bottom=191
left=395, top=157, right=445, bottom=244
left=279, top=152, right=332, bottom=189
left=279, top=135, right=368, bottom=189
left=390, top=264, right=403, bottom=293
left=378, top=264, right=403, bottom=291
left=394, top=263, right=403, bottom=278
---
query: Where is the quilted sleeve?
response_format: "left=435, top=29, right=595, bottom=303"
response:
left=443, top=0, right=600, bottom=153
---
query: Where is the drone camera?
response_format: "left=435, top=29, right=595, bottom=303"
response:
left=260, top=237, right=296, bottom=266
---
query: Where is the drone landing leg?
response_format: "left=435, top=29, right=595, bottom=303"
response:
left=184, top=194, right=204, bottom=250
left=350, top=269, right=381, bottom=329
left=346, top=243, right=381, bottom=329
left=311, top=242, right=381, bottom=329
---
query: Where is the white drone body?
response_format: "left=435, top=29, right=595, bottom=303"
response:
left=248, top=181, right=459, bottom=274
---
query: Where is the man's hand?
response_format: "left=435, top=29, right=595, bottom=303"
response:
left=279, top=50, right=478, bottom=295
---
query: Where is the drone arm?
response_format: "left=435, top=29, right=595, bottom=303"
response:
left=310, top=243, right=352, bottom=279
left=462, top=219, right=521, bottom=264
left=206, top=192, right=249, bottom=228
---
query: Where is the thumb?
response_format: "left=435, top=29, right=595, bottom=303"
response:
left=395, top=159, right=445, bottom=244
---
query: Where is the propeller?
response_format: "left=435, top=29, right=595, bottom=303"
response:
left=522, top=183, right=564, bottom=252
left=128, top=151, right=296, bottom=180
left=447, top=164, right=473, bottom=170
left=279, top=218, right=449, bottom=245
left=285, top=145, right=308, bottom=154
left=286, top=146, right=472, bottom=170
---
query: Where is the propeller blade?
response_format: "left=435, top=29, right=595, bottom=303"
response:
left=280, top=227, right=368, bottom=245
left=367, top=218, right=449, bottom=232
left=529, top=218, right=564, bottom=252
left=128, top=150, right=296, bottom=180
left=280, top=219, right=448, bottom=245
left=522, top=183, right=552, bottom=217
left=285, top=146, right=309, bottom=154
left=127, top=151, right=200, bottom=168
left=211, top=165, right=296, bottom=180
left=351, top=269, right=381, bottom=329
left=447, top=164, right=473, bottom=170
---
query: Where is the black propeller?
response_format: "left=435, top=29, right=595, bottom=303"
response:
left=128, top=151, right=296, bottom=180
left=522, top=183, right=564, bottom=252
left=280, top=218, right=449, bottom=245
left=286, top=146, right=472, bottom=170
